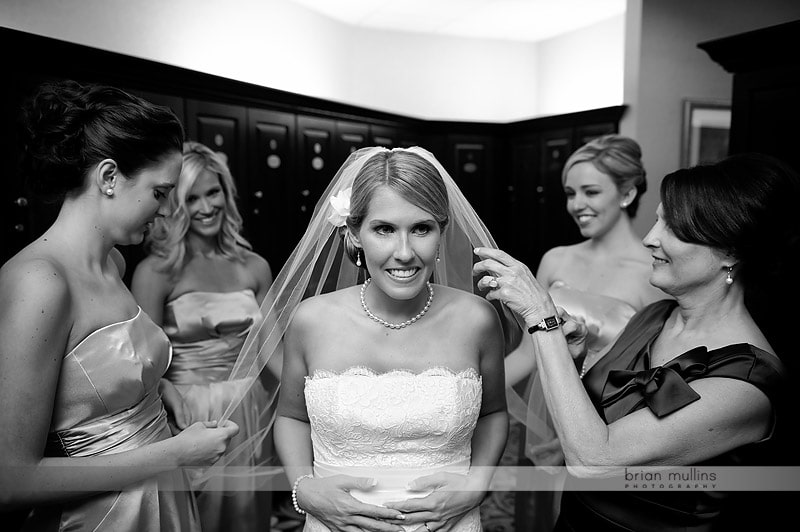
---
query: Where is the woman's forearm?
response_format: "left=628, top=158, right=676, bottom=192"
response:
left=0, top=438, right=182, bottom=508
left=529, top=330, right=610, bottom=468
left=274, top=416, right=314, bottom=484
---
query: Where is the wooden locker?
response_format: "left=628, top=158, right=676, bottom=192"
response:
left=296, top=116, right=336, bottom=227
left=247, top=108, right=296, bottom=269
left=333, top=121, right=369, bottom=168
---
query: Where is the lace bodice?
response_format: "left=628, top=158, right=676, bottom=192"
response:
left=304, top=366, right=482, bottom=468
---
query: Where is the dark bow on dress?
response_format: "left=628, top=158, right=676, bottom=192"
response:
left=600, top=347, right=711, bottom=421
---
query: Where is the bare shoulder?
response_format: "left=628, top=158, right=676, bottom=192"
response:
left=0, top=251, right=73, bottom=336
left=1, top=249, right=70, bottom=299
left=537, top=244, right=580, bottom=281
left=243, top=249, right=272, bottom=277
left=131, top=254, right=173, bottom=290
left=437, top=285, right=499, bottom=329
left=290, top=286, right=357, bottom=332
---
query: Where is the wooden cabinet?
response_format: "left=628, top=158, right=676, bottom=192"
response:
left=0, top=27, right=625, bottom=280
left=247, top=108, right=296, bottom=266
left=699, top=19, right=800, bottom=172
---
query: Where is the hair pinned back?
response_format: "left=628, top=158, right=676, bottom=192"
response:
left=342, top=149, right=450, bottom=266
left=562, top=134, right=647, bottom=217
left=19, top=80, right=184, bottom=201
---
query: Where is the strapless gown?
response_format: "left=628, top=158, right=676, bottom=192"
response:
left=22, top=308, right=200, bottom=532
left=303, top=367, right=484, bottom=532
left=548, top=281, right=637, bottom=356
left=162, top=289, right=272, bottom=532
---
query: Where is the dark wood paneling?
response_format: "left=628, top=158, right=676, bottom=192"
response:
left=296, top=116, right=336, bottom=227
left=185, top=100, right=247, bottom=182
left=1, top=27, right=625, bottom=289
left=333, top=120, right=369, bottom=168
left=247, top=108, right=296, bottom=268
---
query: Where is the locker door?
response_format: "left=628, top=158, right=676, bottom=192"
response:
left=446, top=136, right=495, bottom=225
left=370, top=125, right=397, bottom=148
left=536, top=129, right=582, bottom=264
left=296, top=116, right=335, bottom=227
left=333, top=121, right=369, bottom=168
left=247, top=108, right=296, bottom=268
left=185, top=100, right=247, bottom=184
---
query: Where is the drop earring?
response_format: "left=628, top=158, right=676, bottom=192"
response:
left=725, top=266, right=734, bottom=285
left=436, top=250, right=441, bottom=263
left=356, top=250, right=362, bottom=267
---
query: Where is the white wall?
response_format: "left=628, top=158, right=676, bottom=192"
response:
left=537, top=14, right=625, bottom=117
left=621, top=0, right=800, bottom=236
left=0, top=0, right=623, bottom=122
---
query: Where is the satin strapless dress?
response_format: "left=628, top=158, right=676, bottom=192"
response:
left=162, top=290, right=272, bottom=532
left=549, top=281, right=637, bottom=356
left=303, top=366, right=484, bottom=532
left=22, top=308, right=200, bottom=532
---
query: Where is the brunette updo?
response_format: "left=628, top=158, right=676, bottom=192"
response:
left=19, top=80, right=184, bottom=200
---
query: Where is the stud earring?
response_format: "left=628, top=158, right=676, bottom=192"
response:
left=725, top=266, right=734, bottom=286
left=356, top=250, right=362, bottom=268
left=621, top=201, right=629, bottom=209
left=105, top=189, right=114, bottom=196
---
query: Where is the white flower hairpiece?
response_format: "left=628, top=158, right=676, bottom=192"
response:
left=327, top=187, right=352, bottom=227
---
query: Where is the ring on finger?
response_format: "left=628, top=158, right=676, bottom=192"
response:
left=424, top=524, right=433, bottom=532
left=487, top=276, right=499, bottom=289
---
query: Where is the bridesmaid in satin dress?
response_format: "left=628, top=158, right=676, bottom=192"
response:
left=504, top=135, right=667, bottom=531
left=132, top=141, right=274, bottom=532
left=0, top=80, right=239, bottom=531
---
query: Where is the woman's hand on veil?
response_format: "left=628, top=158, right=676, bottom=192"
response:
left=383, top=472, right=485, bottom=532
left=296, top=475, right=407, bottom=532
left=473, top=247, right=557, bottom=329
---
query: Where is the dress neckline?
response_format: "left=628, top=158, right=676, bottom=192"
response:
left=167, top=288, right=256, bottom=305
left=66, top=307, right=143, bottom=357
left=307, top=366, right=481, bottom=381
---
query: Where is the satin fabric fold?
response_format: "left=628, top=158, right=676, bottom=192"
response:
left=23, top=308, right=199, bottom=532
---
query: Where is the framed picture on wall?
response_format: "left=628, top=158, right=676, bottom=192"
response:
left=681, top=99, right=731, bottom=168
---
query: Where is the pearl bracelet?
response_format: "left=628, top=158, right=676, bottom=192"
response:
left=291, top=474, right=313, bottom=515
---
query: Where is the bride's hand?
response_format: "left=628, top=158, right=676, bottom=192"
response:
left=383, top=472, right=485, bottom=532
left=295, top=475, right=406, bottom=532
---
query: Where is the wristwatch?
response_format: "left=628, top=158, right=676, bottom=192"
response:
left=527, top=315, right=563, bottom=334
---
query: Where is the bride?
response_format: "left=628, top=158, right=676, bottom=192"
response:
left=272, top=147, right=510, bottom=532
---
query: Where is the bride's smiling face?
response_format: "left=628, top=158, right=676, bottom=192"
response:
left=355, top=185, right=441, bottom=302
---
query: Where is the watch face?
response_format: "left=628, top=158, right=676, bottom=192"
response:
left=544, top=316, right=560, bottom=329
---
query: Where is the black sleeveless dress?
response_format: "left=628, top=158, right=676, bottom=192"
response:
left=555, top=300, right=787, bottom=532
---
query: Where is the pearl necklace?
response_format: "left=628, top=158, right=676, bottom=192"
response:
left=360, top=278, right=434, bottom=329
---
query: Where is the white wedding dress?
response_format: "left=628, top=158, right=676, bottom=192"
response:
left=303, top=366, right=484, bottom=532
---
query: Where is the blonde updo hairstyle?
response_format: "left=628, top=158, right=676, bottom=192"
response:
left=561, top=134, right=647, bottom=217
left=342, top=150, right=449, bottom=267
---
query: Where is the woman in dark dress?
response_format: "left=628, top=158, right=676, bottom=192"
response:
left=473, top=153, right=798, bottom=530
